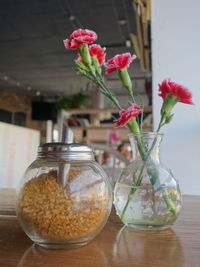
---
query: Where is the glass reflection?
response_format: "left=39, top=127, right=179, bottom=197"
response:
left=113, top=226, right=184, bottom=265
left=17, top=242, right=111, bottom=267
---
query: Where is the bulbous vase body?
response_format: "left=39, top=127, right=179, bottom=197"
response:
left=114, top=133, right=182, bottom=230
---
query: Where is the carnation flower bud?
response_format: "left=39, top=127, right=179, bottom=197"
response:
left=117, top=69, right=132, bottom=96
left=75, top=59, right=87, bottom=70
left=92, top=57, right=101, bottom=75
left=79, top=44, right=92, bottom=65
left=160, top=94, right=179, bottom=118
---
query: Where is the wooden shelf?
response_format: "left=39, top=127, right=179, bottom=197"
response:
left=67, top=106, right=152, bottom=115
left=59, top=107, right=152, bottom=142
left=71, top=126, right=152, bottom=142
left=71, top=125, right=152, bottom=130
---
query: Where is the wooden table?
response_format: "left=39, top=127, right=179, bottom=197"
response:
left=0, top=189, right=200, bottom=267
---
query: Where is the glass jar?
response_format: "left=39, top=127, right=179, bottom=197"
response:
left=114, top=133, right=182, bottom=230
left=16, top=143, right=112, bottom=249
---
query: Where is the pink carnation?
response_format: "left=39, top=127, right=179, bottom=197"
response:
left=77, top=44, right=106, bottom=66
left=114, top=104, right=142, bottom=127
left=159, top=79, right=193, bottom=105
left=64, top=29, right=97, bottom=50
left=89, top=44, right=106, bottom=66
left=104, top=53, right=136, bottom=74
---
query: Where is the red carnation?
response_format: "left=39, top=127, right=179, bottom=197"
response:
left=104, top=53, right=136, bottom=74
left=64, top=29, right=97, bottom=50
left=159, top=79, right=193, bottom=105
left=114, top=104, right=142, bottom=127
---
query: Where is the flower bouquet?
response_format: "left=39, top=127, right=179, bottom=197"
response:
left=64, top=29, right=193, bottom=229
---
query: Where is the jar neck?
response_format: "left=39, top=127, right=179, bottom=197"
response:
left=129, top=132, right=163, bottom=163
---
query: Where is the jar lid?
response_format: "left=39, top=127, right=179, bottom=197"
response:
left=38, top=142, right=94, bottom=161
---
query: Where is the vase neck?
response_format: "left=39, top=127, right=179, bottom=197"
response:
left=129, top=132, right=163, bottom=163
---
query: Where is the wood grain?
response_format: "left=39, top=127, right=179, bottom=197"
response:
left=0, top=190, right=200, bottom=267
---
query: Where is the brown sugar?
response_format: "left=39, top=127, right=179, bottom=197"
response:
left=18, top=170, right=109, bottom=240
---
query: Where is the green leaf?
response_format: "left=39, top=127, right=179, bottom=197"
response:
left=165, top=113, right=174, bottom=124
left=71, top=92, right=91, bottom=108
left=56, top=93, right=91, bottom=111
left=56, top=98, right=72, bottom=110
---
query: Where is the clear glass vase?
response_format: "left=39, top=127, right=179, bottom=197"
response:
left=114, top=132, right=182, bottom=230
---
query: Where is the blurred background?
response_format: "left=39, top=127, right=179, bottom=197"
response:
left=0, top=0, right=199, bottom=194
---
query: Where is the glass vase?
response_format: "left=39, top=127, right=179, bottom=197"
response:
left=114, top=132, right=182, bottom=230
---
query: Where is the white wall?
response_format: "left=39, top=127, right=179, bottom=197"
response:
left=152, top=0, right=200, bottom=195
left=0, top=122, right=40, bottom=188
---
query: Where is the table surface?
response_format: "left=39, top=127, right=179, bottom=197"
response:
left=0, top=189, right=200, bottom=267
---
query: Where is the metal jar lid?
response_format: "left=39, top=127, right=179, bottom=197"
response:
left=38, top=142, right=94, bottom=161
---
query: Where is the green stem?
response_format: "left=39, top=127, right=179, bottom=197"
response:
left=96, top=78, right=121, bottom=110
left=75, top=60, right=177, bottom=219
left=155, top=116, right=177, bottom=215
left=157, top=116, right=165, bottom=133
left=76, top=64, right=122, bottom=110
left=130, top=92, right=136, bottom=104
left=120, top=135, right=157, bottom=220
left=163, top=194, right=177, bottom=215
